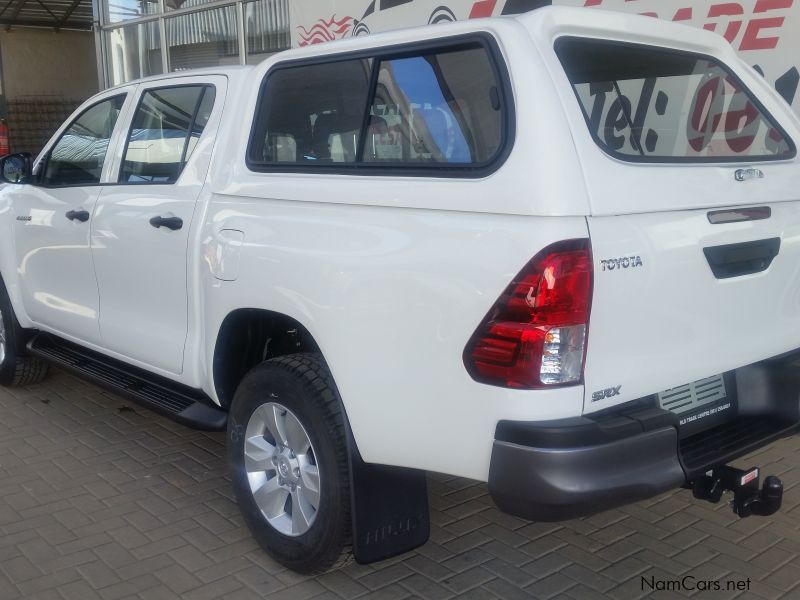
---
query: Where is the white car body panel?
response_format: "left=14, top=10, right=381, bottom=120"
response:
left=522, top=9, right=800, bottom=413
left=585, top=205, right=800, bottom=413
left=12, top=184, right=105, bottom=344
left=1, top=8, right=798, bottom=482
left=8, top=86, right=137, bottom=343
left=201, top=196, right=589, bottom=478
left=91, top=75, right=228, bottom=375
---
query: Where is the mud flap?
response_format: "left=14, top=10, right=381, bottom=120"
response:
left=346, top=430, right=430, bottom=564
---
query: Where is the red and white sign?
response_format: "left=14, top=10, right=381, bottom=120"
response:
left=288, top=0, right=800, bottom=112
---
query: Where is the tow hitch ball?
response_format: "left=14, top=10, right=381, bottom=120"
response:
left=691, top=466, right=783, bottom=518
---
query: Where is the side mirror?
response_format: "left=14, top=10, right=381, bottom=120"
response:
left=0, top=153, right=32, bottom=184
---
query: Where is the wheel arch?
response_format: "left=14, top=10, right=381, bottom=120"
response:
left=215, top=312, right=432, bottom=565
left=0, top=271, right=34, bottom=355
left=212, top=307, right=323, bottom=410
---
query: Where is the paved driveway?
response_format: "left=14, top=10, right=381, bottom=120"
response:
left=1, top=369, right=799, bottom=600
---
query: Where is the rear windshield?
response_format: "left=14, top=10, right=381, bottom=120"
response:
left=555, top=37, right=795, bottom=163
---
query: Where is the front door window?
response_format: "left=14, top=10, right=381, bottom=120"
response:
left=41, top=95, right=126, bottom=186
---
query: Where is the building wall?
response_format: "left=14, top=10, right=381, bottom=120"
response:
left=100, top=0, right=290, bottom=87
left=290, top=0, right=800, bottom=114
left=0, top=28, right=99, bottom=155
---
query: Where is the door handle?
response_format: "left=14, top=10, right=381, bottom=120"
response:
left=703, top=237, right=780, bottom=279
left=149, top=215, right=183, bottom=231
left=65, top=209, right=90, bottom=223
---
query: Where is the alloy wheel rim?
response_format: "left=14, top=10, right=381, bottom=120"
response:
left=244, top=402, right=321, bottom=536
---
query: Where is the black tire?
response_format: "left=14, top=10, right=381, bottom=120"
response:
left=227, top=353, right=352, bottom=573
left=0, top=280, right=48, bottom=387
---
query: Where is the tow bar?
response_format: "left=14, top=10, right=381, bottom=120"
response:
left=691, top=466, right=783, bottom=517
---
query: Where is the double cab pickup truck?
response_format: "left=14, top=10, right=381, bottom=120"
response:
left=0, top=6, right=798, bottom=574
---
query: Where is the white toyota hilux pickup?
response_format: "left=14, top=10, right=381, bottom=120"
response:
left=1, top=6, right=798, bottom=574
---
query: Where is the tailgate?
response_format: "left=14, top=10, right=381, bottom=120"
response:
left=544, top=29, right=800, bottom=415
left=584, top=202, right=800, bottom=413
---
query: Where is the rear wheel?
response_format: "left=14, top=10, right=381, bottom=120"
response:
left=0, top=283, right=48, bottom=387
left=228, top=353, right=352, bottom=573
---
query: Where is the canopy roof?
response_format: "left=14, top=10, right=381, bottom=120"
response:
left=0, top=0, right=92, bottom=31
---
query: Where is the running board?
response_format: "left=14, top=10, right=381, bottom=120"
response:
left=27, top=334, right=227, bottom=431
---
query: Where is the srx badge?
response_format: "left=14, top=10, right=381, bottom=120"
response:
left=592, top=386, right=622, bottom=402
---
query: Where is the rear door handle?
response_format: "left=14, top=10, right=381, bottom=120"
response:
left=149, top=215, right=183, bottom=231
left=65, top=209, right=90, bottom=223
left=703, top=237, right=780, bottom=279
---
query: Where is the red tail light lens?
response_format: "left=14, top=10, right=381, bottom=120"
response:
left=464, top=239, right=593, bottom=389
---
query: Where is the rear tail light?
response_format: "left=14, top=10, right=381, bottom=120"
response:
left=464, top=239, right=593, bottom=389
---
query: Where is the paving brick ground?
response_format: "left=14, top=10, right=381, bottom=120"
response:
left=1, top=369, right=799, bottom=599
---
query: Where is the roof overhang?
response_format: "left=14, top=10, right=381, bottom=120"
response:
left=0, top=0, right=92, bottom=32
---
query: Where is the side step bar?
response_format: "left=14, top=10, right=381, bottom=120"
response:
left=27, top=334, right=227, bottom=431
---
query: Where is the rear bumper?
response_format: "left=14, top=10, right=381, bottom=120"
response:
left=490, top=428, right=685, bottom=521
left=488, top=357, right=800, bottom=521
left=488, top=410, right=685, bottom=521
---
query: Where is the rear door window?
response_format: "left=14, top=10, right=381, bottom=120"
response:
left=555, top=37, right=794, bottom=162
left=120, top=85, right=215, bottom=183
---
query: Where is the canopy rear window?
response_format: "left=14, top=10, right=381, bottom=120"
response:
left=555, top=37, right=795, bottom=163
